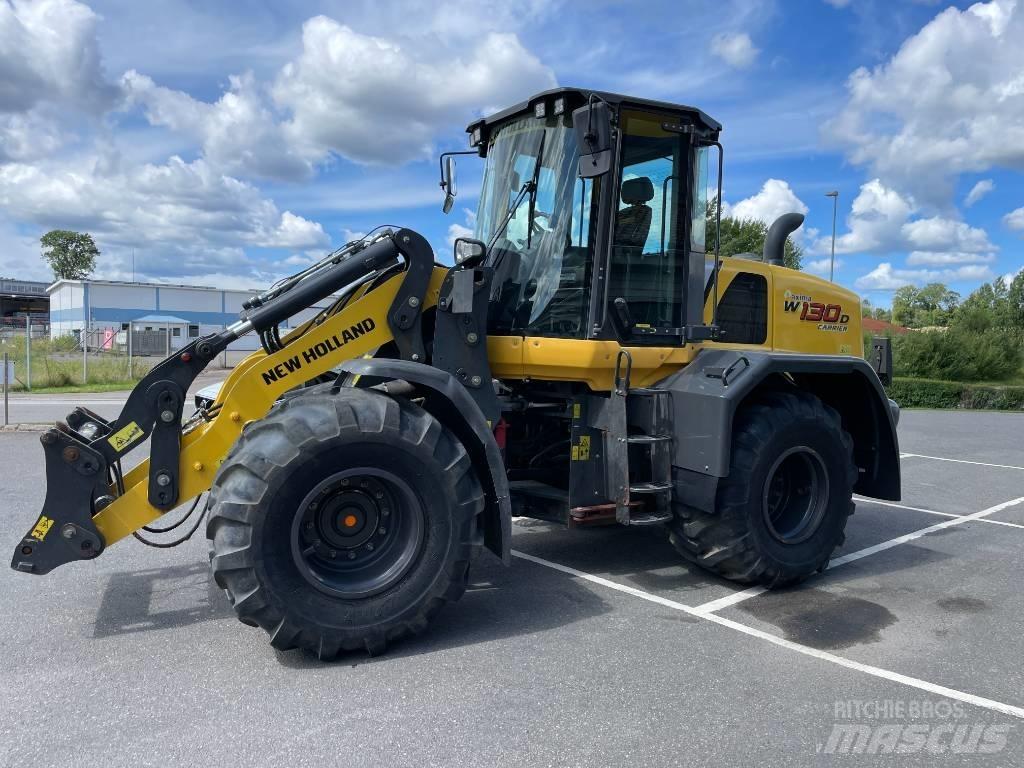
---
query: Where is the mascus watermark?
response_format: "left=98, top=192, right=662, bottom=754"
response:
left=818, top=699, right=1013, bottom=755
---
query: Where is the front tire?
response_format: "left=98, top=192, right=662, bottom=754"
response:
left=668, top=390, right=856, bottom=587
left=206, top=388, right=484, bottom=659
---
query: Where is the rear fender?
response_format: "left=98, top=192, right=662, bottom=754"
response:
left=658, top=349, right=901, bottom=502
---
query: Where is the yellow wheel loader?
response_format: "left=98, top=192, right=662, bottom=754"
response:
left=11, top=88, right=900, bottom=658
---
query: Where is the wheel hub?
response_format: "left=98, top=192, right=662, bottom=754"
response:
left=761, top=446, right=829, bottom=545
left=291, top=469, right=424, bottom=599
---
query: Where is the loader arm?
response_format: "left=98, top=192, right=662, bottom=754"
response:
left=12, top=229, right=445, bottom=575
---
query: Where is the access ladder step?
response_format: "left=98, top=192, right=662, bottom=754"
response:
left=629, top=481, right=673, bottom=494
left=627, top=434, right=672, bottom=445
left=627, top=510, right=673, bottom=526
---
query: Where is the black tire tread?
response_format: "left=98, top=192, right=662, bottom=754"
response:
left=668, top=389, right=857, bottom=588
left=206, top=388, right=484, bottom=659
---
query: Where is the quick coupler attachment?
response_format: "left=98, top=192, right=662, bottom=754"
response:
left=11, top=425, right=107, bottom=575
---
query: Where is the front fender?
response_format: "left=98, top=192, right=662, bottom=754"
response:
left=338, top=358, right=511, bottom=564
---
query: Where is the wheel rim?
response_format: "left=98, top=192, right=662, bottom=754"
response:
left=291, top=468, right=425, bottom=599
left=761, top=446, right=830, bottom=544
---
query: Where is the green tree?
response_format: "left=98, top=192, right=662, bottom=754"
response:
left=891, top=283, right=959, bottom=328
left=40, top=230, right=99, bottom=280
left=706, top=198, right=802, bottom=270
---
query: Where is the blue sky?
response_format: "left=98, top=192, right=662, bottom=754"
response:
left=0, top=0, right=1021, bottom=307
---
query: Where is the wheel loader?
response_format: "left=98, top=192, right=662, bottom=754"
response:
left=11, top=87, right=900, bottom=658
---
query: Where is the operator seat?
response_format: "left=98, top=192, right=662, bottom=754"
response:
left=615, top=177, right=655, bottom=250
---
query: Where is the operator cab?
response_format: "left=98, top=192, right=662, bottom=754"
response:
left=445, top=88, right=722, bottom=345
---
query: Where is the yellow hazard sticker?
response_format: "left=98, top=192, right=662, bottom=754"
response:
left=108, top=421, right=144, bottom=451
left=572, top=403, right=581, bottom=419
left=30, top=515, right=54, bottom=542
left=579, top=435, right=591, bottom=460
left=571, top=445, right=580, bottom=461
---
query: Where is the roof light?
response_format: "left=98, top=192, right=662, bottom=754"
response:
left=553, top=97, right=565, bottom=116
left=470, top=125, right=483, bottom=147
left=534, top=101, right=546, bottom=119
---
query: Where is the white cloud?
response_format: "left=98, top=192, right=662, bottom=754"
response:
left=806, top=257, right=844, bottom=276
left=1004, top=206, right=1024, bottom=231
left=446, top=208, right=477, bottom=250
left=272, top=17, right=556, bottom=166
left=905, top=251, right=995, bottom=266
left=0, top=0, right=117, bottom=114
left=0, top=154, right=328, bottom=276
left=724, top=179, right=808, bottom=225
left=964, top=179, right=995, bottom=207
left=856, top=262, right=994, bottom=290
left=821, top=179, right=995, bottom=259
left=826, top=0, right=1024, bottom=202
left=710, top=32, right=759, bottom=69
left=823, top=0, right=852, bottom=7
left=122, top=70, right=313, bottom=181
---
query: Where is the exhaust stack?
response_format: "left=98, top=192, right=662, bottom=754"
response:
left=763, top=212, right=805, bottom=267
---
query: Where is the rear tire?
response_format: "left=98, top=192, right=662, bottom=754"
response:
left=206, top=388, right=484, bottom=659
left=668, top=390, right=856, bottom=587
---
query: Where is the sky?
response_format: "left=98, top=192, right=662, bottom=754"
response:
left=0, top=0, right=1022, bottom=307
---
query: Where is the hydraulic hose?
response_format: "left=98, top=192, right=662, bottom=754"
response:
left=229, top=236, right=401, bottom=341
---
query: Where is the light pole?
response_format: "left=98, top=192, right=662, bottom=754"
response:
left=825, top=190, right=839, bottom=282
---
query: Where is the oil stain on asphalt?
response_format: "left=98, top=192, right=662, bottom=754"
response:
left=738, top=588, right=898, bottom=650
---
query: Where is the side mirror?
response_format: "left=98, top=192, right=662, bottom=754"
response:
left=573, top=100, right=613, bottom=178
left=442, top=155, right=457, bottom=214
left=453, top=237, right=486, bottom=268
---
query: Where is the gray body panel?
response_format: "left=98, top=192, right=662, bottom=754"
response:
left=657, top=348, right=901, bottom=501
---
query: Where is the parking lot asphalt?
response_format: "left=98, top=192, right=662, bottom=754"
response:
left=1, top=409, right=1023, bottom=767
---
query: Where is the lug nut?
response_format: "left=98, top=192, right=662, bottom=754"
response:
left=61, top=524, right=76, bottom=539
left=375, top=491, right=384, bottom=500
left=381, top=508, right=390, bottom=517
left=160, top=410, right=176, bottom=423
left=329, top=549, right=337, bottom=559
left=347, top=552, right=357, bottom=560
left=467, top=332, right=479, bottom=344
left=155, top=473, right=172, bottom=487
left=365, top=543, right=374, bottom=551
left=408, top=296, right=420, bottom=307
left=470, top=375, right=482, bottom=386
left=378, top=527, right=386, bottom=536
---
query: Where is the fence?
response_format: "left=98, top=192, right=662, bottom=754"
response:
left=0, top=322, right=239, bottom=391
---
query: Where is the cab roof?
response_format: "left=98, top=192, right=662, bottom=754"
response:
left=466, top=86, right=722, bottom=139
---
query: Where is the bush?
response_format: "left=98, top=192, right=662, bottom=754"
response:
left=886, top=378, right=1024, bottom=410
left=892, top=328, right=1022, bottom=382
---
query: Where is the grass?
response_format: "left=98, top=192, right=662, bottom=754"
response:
left=8, top=381, right=141, bottom=394
left=1, top=335, right=155, bottom=393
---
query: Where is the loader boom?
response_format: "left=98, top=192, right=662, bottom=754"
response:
left=11, top=230, right=443, bottom=574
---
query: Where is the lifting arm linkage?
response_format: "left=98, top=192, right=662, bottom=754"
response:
left=12, top=230, right=442, bottom=576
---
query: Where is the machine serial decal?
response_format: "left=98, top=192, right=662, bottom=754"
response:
left=261, top=318, right=377, bottom=385
left=108, top=421, right=145, bottom=451
left=783, top=292, right=850, bottom=332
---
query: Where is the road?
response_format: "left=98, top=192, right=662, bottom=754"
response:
left=2, top=370, right=227, bottom=424
left=2, top=410, right=1023, bottom=766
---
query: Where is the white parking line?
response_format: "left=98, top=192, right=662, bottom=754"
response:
left=855, top=497, right=1024, bottom=531
left=512, top=549, right=1024, bottom=721
left=689, top=496, right=1024, bottom=615
left=902, top=453, right=1024, bottom=471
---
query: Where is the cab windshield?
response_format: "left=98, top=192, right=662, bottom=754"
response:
left=476, top=117, right=596, bottom=337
